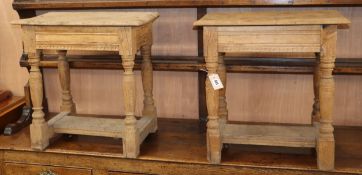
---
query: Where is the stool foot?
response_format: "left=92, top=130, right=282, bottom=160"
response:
left=123, top=131, right=140, bottom=158
left=317, top=139, right=335, bottom=170
left=30, top=123, right=49, bottom=151
left=207, top=133, right=222, bottom=164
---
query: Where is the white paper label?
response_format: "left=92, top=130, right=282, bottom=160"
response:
left=208, top=74, right=224, bottom=90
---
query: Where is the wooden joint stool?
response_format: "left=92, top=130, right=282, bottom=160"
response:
left=15, top=12, right=159, bottom=158
left=194, top=10, right=350, bottom=170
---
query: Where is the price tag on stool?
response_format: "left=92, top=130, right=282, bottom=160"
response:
left=208, top=74, right=224, bottom=90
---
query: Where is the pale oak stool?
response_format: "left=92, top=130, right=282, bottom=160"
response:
left=194, top=10, right=350, bottom=170
left=15, top=12, right=159, bottom=158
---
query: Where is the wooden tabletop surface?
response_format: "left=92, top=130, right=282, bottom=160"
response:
left=12, top=0, right=362, bottom=10
left=0, top=96, right=25, bottom=116
left=14, top=12, right=159, bottom=26
left=194, top=10, right=350, bottom=26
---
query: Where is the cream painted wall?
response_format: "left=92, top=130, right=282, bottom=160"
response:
left=0, top=0, right=28, bottom=95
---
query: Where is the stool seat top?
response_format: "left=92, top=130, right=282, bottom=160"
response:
left=194, top=10, right=350, bottom=27
left=14, top=12, right=159, bottom=27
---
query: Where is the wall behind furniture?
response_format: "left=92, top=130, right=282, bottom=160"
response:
left=1, top=3, right=361, bottom=126
left=0, top=0, right=28, bottom=95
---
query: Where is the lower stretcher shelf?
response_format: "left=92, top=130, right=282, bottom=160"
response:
left=222, top=124, right=317, bottom=148
left=49, top=113, right=154, bottom=139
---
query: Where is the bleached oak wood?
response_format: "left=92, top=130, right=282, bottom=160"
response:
left=193, top=10, right=350, bottom=26
left=51, top=115, right=153, bottom=139
left=141, top=44, right=157, bottom=118
left=141, top=42, right=158, bottom=133
left=122, top=54, right=140, bottom=158
left=135, top=30, right=160, bottom=152
left=14, top=12, right=159, bottom=26
left=195, top=10, right=350, bottom=170
left=217, top=53, right=227, bottom=128
left=47, top=111, right=70, bottom=139
left=204, top=27, right=222, bottom=164
left=317, top=25, right=338, bottom=171
left=223, top=124, right=317, bottom=148
left=17, top=12, right=159, bottom=158
left=57, top=50, right=75, bottom=113
left=217, top=25, right=322, bottom=53
left=47, top=111, right=69, bottom=126
left=29, top=50, right=49, bottom=151
left=34, top=26, right=121, bottom=51
left=138, top=117, right=157, bottom=144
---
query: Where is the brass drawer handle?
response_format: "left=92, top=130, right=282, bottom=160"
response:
left=39, top=170, right=57, bottom=175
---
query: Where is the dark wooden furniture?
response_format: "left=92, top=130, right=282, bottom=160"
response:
left=0, top=91, right=25, bottom=134
left=1, top=116, right=362, bottom=175
left=0, top=91, right=12, bottom=103
left=3, top=84, right=32, bottom=135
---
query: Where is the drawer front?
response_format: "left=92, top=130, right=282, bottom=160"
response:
left=33, top=26, right=120, bottom=51
left=109, top=172, right=151, bottom=175
left=217, top=25, right=321, bottom=53
left=4, top=163, right=91, bottom=175
left=35, top=32, right=120, bottom=51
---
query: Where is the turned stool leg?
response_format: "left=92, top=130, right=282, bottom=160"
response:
left=140, top=45, right=157, bottom=116
left=206, top=57, right=221, bottom=164
left=29, top=50, right=49, bottom=150
left=204, top=27, right=222, bottom=164
left=217, top=53, right=228, bottom=128
left=141, top=44, right=157, bottom=132
left=122, top=54, right=139, bottom=158
left=317, top=25, right=337, bottom=170
left=57, top=50, right=76, bottom=113
left=312, top=54, right=321, bottom=124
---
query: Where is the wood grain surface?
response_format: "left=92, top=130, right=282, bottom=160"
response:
left=194, top=10, right=350, bottom=26
left=14, top=11, right=159, bottom=26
